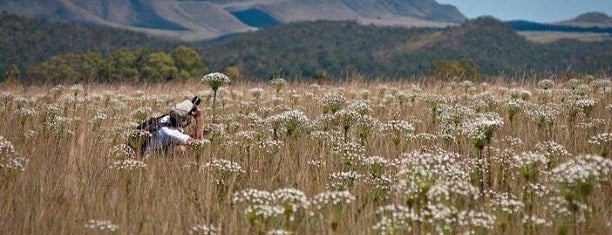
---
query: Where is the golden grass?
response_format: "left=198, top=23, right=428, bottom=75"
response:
left=0, top=77, right=610, bottom=235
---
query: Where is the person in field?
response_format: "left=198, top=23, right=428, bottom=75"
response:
left=144, top=98, right=203, bottom=154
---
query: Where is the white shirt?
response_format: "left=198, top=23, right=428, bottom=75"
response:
left=146, top=115, right=191, bottom=152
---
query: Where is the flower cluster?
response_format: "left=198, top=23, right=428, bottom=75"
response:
left=266, top=109, right=310, bottom=136
left=488, top=192, right=524, bottom=214
left=311, top=190, right=355, bottom=210
left=537, top=79, right=555, bottom=90
left=526, top=104, right=561, bottom=127
left=233, top=187, right=311, bottom=232
left=508, top=88, right=532, bottom=100
left=203, top=72, right=231, bottom=91
left=588, top=133, right=612, bottom=146
left=456, top=210, right=496, bottom=229
left=203, top=159, right=245, bottom=174
left=233, top=189, right=276, bottom=205
left=266, top=229, right=294, bottom=235
left=426, top=180, right=480, bottom=202
left=110, top=159, right=146, bottom=170
left=84, top=219, right=119, bottom=232
left=328, top=171, right=362, bottom=190
left=381, top=120, right=414, bottom=135
left=522, top=215, right=552, bottom=227
left=272, top=188, right=310, bottom=215
left=330, top=141, right=365, bottom=164
left=320, top=93, right=347, bottom=113
left=270, top=77, right=288, bottom=86
left=461, top=112, right=503, bottom=140
left=333, top=109, right=360, bottom=130
left=270, top=78, right=288, bottom=93
left=233, top=188, right=310, bottom=215
left=109, top=144, right=136, bottom=160
left=573, top=98, right=597, bottom=111
left=372, top=204, right=419, bottom=234
left=512, top=152, right=548, bottom=169
left=245, top=204, right=285, bottom=221
left=0, top=136, right=28, bottom=172
left=551, top=154, right=612, bottom=185
left=503, top=98, right=527, bottom=121
left=188, top=139, right=211, bottom=150
left=347, top=100, right=372, bottom=115
left=535, top=141, right=571, bottom=160
left=188, top=224, right=220, bottom=235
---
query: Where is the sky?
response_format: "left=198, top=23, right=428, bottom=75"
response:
left=436, top=0, right=612, bottom=22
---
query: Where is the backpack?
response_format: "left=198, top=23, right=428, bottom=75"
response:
left=130, top=115, right=168, bottom=155
left=136, top=115, right=166, bottom=133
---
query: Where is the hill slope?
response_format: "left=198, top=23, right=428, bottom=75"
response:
left=0, top=0, right=465, bottom=41
left=506, top=12, right=612, bottom=43
left=2, top=14, right=609, bottom=82
left=200, top=17, right=611, bottom=78
left=0, top=13, right=175, bottom=80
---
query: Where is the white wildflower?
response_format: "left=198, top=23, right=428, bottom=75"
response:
left=84, top=219, right=119, bottom=232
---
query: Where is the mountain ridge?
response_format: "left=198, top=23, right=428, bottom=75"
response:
left=1, top=13, right=609, bottom=82
left=0, top=0, right=466, bottom=41
left=557, top=12, right=612, bottom=28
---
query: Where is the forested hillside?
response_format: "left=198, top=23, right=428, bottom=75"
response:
left=0, top=14, right=175, bottom=82
left=1, top=14, right=610, bottom=83
left=200, top=17, right=611, bottom=79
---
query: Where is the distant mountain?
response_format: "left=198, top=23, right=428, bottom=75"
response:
left=558, top=12, right=612, bottom=28
left=506, top=20, right=612, bottom=33
left=505, top=12, right=611, bottom=43
left=2, top=13, right=608, bottom=81
left=0, top=0, right=465, bottom=41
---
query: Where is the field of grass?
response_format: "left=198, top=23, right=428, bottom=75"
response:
left=518, top=31, right=611, bottom=43
left=0, top=76, right=611, bottom=235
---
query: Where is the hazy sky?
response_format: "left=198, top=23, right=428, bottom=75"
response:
left=436, top=0, right=612, bottom=22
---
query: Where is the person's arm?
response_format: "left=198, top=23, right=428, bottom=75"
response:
left=160, top=127, right=191, bottom=145
left=189, top=107, right=203, bottom=140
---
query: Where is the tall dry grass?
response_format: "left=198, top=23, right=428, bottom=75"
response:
left=0, top=77, right=610, bottom=235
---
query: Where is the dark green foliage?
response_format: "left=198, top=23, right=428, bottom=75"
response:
left=199, top=21, right=418, bottom=79
left=0, top=13, right=173, bottom=82
left=431, top=58, right=478, bottom=80
left=26, top=46, right=206, bottom=83
left=200, top=17, right=610, bottom=80
left=103, top=48, right=140, bottom=82
left=1, top=13, right=610, bottom=83
left=2, top=64, right=20, bottom=84
left=140, top=52, right=178, bottom=82
left=27, top=53, right=104, bottom=83
left=171, top=45, right=207, bottom=80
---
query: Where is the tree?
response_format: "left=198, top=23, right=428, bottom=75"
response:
left=431, top=58, right=479, bottom=81
left=77, top=53, right=104, bottom=82
left=27, top=54, right=80, bottom=83
left=140, top=52, right=178, bottom=82
left=170, top=45, right=206, bottom=80
left=313, top=69, right=328, bottom=83
left=104, top=47, right=139, bottom=82
left=223, top=65, right=242, bottom=83
left=2, top=64, right=21, bottom=85
left=26, top=53, right=105, bottom=83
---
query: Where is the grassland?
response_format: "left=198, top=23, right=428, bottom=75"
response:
left=519, top=31, right=611, bottom=43
left=0, top=76, right=611, bottom=235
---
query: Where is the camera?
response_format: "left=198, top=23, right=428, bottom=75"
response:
left=191, top=96, right=202, bottom=106
left=189, top=96, right=202, bottom=116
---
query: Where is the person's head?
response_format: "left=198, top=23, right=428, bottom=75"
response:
left=170, top=99, right=194, bottom=128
